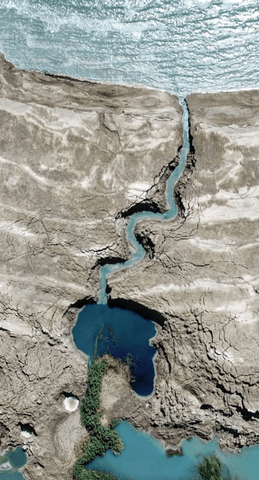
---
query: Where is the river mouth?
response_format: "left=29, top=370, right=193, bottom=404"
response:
left=72, top=303, right=157, bottom=397
left=1, top=0, right=259, bottom=476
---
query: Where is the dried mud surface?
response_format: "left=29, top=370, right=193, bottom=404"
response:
left=108, top=91, right=259, bottom=452
left=0, top=55, right=182, bottom=478
left=1, top=55, right=259, bottom=477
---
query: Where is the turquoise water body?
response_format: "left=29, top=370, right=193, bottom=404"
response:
left=1, top=0, right=259, bottom=96
left=89, top=422, right=259, bottom=480
left=98, top=97, right=189, bottom=303
left=0, top=447, right=27, bottom=479
left=0, top=473, right=25, bottom=480
left=1, top=0, right=259, bottom=479
left=72, top=304, right=157, bottom=396
left=8, top=448, right=27, bottom=469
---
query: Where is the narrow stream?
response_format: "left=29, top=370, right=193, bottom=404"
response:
left=73, top=96, right=189, bottom=398
left=98, top=96, right=189, bottom=304
left=1, top=0, right=259, bottom=478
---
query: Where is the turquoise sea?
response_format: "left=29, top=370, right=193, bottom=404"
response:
left=1, top=0, right=259, bottom=96
left=89, top=422, right=259, bottom=480
left=1, top=0, right=259, bottom=479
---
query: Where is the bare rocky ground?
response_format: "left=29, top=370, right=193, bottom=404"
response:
left=0, top=55, right=182, bottom=478
left=108, top=90, right=259, bottom=452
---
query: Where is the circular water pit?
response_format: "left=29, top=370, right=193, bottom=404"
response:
left=64, top=396, right=79, bottom=412
left=72, top=303, right=157, bottom=397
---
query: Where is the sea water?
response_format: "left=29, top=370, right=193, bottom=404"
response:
left=1, top=0, right=259, bottom=479
left=1, top=0, right=259, bottom=97
left=72, top=304, right=157, bottom=396
left=89, top=422, right=259, bottom=480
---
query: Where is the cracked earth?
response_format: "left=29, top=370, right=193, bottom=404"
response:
left=107, top=91, right=259, bottom=453
left=0, top=55, right=259, bottom=478
left=0, top=54, right=182, bottom=479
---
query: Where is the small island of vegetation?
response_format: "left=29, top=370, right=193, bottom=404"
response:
left=73, top=356, right=122, bottom=480
left=73, top=355, right=240, bottom=480
left=198, top=456, right=238, bottom=480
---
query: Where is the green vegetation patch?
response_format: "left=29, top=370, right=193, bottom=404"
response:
left=73, top=358, right=240, bottom=480
left=73, top=357, right=122, bottom=480
left=198, top=455, right=238, bottom=480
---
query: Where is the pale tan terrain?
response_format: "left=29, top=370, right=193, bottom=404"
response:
left=108, top=90, right=259, bottom=451
left=1, top=54, right=259, bottom=478
left=0, top=55, right=182, bottom=478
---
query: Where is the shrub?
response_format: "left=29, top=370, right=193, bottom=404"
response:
left=109, top=419, right=121, bottom=430
left=199, top=456, right=222, bottom=480
left=73, top=357, right=122, bottom=480
left=198, top=455, right=238, bottom=480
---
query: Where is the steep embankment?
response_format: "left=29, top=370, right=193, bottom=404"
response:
left=108, top=91, right=259, bottom=451
left=0, top=55, right=182, bottom=479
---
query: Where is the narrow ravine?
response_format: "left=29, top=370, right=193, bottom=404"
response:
left=1, top=1, right=259, bottom=478
left=98, top=96, right=190, bottom=304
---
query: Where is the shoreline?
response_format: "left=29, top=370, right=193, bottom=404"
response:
left=2, top=50, right=259, bottom=100
left=1, top=51, right=259, bottom=478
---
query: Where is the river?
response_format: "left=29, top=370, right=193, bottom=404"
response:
left=1, top=1, right=259, bottom=479
left=98, top=96, right=189, bottom=303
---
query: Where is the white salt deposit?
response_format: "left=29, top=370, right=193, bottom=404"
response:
left=0, top=462, right=12, bottom=471
left=21, top=430, right=32, bottom=439
left=64, top=397, right=79, bottom=412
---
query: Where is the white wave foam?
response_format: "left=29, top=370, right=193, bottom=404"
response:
left=180, top=0, right=213, bottom=8
left=1, top=0, right=259, bottom=96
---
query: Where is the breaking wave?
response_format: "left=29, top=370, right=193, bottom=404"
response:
left=1, top=0, right=259, bottom=96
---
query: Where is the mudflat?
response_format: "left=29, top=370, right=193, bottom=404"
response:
left=109, top=90, right=259, bottom=451
left=0, top=55, right=182, bottom=479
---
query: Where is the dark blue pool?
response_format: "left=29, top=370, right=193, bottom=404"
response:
left=72, top=303, right=157, bottom=396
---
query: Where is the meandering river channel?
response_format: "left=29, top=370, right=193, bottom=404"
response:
left=98, top=97, right=189, bottom=304
left=1, top=0, right=259, bottom=478
left=73, top=99, right=259, bottom=480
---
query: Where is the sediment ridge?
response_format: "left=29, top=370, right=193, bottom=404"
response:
left=1, top=55, right=259, bottom=478
left=108, top=90, right=259, bottom=452
left=0, top=54, right=182, bottom=479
